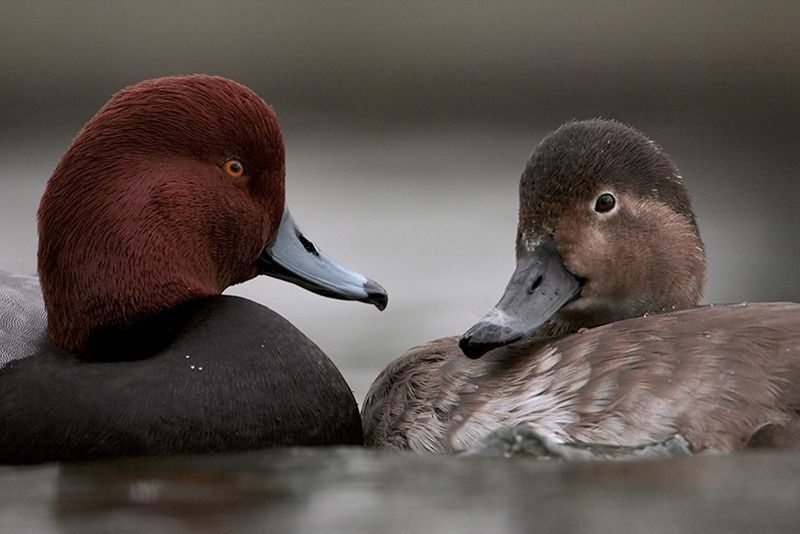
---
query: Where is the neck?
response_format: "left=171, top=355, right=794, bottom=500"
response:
left=37, top=159, right=231, bottom=354
left=40, top=265, right=219, bottom=354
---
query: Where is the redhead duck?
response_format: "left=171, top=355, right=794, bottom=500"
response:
left=362, top=119, right=800, bottom=453
left=0, top=75, right=387, bottom=464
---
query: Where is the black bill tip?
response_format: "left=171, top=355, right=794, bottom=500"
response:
left=458, top=336, right=502, bottom=359
left=458, top=324, right=523, bottom=359
left=364, top=279, right=388, bottom=311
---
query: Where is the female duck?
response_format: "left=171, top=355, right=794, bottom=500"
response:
left=0, top=75, right=387, bottom=463
left=362, top=119, right=799, bottom=453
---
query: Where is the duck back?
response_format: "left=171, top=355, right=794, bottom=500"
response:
left=0, top=295, right=363, bottom=463
left=363, top=303, right=800, bottom=452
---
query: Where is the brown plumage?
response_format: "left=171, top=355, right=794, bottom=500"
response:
left=362, top=119, right=800, bottom=453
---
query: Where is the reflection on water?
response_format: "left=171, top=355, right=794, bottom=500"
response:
left=2, top=447, right=800, bottom=533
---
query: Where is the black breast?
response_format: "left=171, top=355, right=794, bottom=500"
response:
left=0, top=295, right=362, bottom=464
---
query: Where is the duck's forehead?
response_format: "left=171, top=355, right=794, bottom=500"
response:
left=101, top=76, right=284, bottom=163
left=518, top=141, right=624, bottom=233
left=518, top=120, right=688, bottom=233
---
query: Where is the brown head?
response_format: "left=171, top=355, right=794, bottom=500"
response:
left=38, top=75, right=386, bottom=353
left=461, top=119, right=705, bottom=357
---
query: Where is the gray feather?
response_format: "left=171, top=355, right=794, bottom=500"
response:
left=0, top=271, right=49, bottom=368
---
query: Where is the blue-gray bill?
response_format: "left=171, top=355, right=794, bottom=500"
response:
left=256, top=208, right=388, bottom=311
left=459, top=236, right=581, bottom=358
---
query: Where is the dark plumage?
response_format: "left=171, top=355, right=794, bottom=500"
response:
left=0, top=297, right=362, bottom=464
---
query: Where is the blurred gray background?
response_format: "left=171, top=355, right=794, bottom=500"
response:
left=2, top=1, right=798, bottom=402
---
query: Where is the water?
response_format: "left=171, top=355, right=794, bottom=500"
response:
left=2, top=447, right=799, bottom=533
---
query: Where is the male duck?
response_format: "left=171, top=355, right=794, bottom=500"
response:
left=0, top=75, right=387, bottom=464
left=362, top=119, right=799, bottom=453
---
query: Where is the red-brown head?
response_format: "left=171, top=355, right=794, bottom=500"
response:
left=38, top=75, right=386, bottom=353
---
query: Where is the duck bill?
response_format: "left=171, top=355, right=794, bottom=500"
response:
left=256, top=208, right=388, bottom=311
left=459, top=236, right=581, bottom=358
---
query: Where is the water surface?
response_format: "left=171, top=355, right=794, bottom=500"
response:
left=2, top=447, right=799, bottom=534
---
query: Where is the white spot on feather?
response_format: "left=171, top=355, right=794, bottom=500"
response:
left=536, top=347, right=561, bottom=374
left=521, top=231, right=543, bottom=252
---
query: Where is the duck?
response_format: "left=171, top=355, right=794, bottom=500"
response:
left=0, top=75, right=388, bottom=464
left=362, top=119, right=800, bottom=454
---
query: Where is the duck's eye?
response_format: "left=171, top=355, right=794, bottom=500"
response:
left=223, top=160, right=245, bottom=178
left=594, top=193, right=616, bottom=213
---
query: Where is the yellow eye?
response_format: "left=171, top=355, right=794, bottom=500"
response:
left=223, top=160, right=245, bottom=177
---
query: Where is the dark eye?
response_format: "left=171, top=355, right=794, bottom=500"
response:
left=594, top=193, right=616, bottom=213
left=223, top=159, right=245, bottom=178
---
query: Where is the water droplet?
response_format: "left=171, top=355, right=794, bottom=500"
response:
left=190, top=365, right=195, bottom=370
left=185, top=355, right=190, bottom=359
